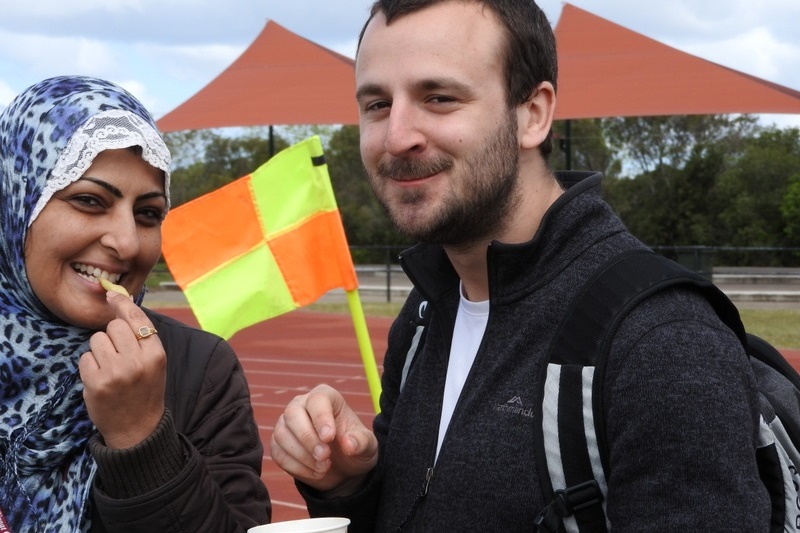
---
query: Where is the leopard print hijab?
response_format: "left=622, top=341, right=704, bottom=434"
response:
left=0, top=76, right=170, bottom=532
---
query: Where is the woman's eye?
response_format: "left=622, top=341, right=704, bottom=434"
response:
left=71, top=195, right=103, bottom=208
left=137, top=207, right=166, bottom=225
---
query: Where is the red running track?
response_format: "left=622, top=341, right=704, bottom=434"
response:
left=158, top=308, right=391, bottom=523
left=156, top=307, right=800, bottom=524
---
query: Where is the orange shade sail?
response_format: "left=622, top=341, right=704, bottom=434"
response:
left=156, top=4, right=800, bottom=132
left=156, top=20, right=358, bottom=132
left=553, top=4, right=800, bottom=119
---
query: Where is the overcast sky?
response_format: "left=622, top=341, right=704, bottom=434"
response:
left=1, top=0, right=798, bottom=129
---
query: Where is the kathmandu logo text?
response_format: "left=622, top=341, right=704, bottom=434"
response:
left=495, top=396, right=534, bottom=418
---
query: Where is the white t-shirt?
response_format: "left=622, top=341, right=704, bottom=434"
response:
left=436, top=283, right=489, bottom=460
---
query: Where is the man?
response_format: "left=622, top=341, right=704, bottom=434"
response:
left=270, top=1, right=770, bottom=530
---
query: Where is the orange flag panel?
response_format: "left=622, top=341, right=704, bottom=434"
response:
left=161, top=176, right=263, bottom=287
left=269, top=210, right=358, bottom=307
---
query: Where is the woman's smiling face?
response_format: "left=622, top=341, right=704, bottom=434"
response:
left=24, top=148, right=167, bottom=330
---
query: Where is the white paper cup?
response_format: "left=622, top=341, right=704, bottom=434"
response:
left=248, top=517, right=350, bottom=533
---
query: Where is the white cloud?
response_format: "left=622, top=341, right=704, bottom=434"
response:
left=136, top=42, right=244, bottom=83
left=0, top=80, right=17, bottom=108
left=548, top=1, right=800, bottom=104
left=2, top=0, right=145, bottom=17
left=0, top=31, right=121, bottom=88
left=0, top=1, right=797, bottom=127
left=760, top=114, right=800, bottom=130
left=680, top=26, right=796, bottom=81
left=329, top=37, right=359, bottom=60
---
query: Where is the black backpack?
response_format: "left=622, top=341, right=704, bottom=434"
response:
left=399, top=250, right=800, bottom=532
left=531, top=250, right=800, bottom=532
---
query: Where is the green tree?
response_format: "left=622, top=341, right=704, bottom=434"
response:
left=782, top=175, right=800, bottom=244
left=666, top=144, right=730, bottom=245
left=607, top=145, right=724, bottom=247
left=277, top=124, right=339, bottom=148
left=603, top=114, right=759, bottom=177
left=603, top=162, right=698, bottom=246
left=166, top=128, right=290, bottom=207
left=325, top=125, right=408, bottom=259
left=603, top=115, right=765, bottom=249
left=164, top=129, right=224, bottom=207
left=551, top=119, right=621, bottom=176
left=163, top=129, right=216, bottom=169
left=716, top=127, right=800, bottom=247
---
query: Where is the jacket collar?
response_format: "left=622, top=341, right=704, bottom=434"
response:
left=399, top=171, right=614, bottom=305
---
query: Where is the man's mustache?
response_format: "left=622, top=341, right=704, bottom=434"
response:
left=376, top=156, right=454, bottom=180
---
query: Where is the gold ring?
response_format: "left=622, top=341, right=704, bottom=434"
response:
left=134, top=326, right=158, bottom=340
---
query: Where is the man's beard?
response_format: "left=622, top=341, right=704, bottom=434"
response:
left=369, top=111, right=520, bottom=248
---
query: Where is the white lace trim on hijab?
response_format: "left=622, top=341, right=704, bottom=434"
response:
left=29, top=108, right=171, bottom=225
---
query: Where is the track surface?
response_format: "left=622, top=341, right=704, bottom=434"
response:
left=155, top=307, right=800, bottom=524
left=158, top=308, right=391, bottom=523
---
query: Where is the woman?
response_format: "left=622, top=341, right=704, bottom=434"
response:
left=0, top=76, right=270, bottom=531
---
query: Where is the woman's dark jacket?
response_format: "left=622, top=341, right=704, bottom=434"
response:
left=88, top=309, right=270, bottom=532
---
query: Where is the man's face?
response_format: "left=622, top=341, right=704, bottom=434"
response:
left=355, top=2, right=522, bottom=247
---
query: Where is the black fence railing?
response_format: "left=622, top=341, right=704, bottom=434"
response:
left=653, top=246, right=800, bottom=280
left=151, top=245, right=800, bottom=302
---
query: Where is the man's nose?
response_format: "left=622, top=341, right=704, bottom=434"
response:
left=384, top=101, right=428, bottom=157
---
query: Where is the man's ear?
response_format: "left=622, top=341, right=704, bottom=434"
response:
left=517, top=81, right=556, bottom=149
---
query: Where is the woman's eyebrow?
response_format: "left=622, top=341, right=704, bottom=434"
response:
left=81, top=176, right=123, bottom=197
left=79, top=176, right=167, bottom=202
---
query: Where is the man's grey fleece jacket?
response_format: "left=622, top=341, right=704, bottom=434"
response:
left=300, top=171, right=771, bottom=532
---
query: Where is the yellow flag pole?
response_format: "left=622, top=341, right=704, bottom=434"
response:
left=345, top=289, right=382, bottom=413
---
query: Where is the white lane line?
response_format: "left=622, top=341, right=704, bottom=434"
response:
left=270, top=499, right=307, bottom=510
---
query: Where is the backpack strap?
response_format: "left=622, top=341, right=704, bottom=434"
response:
left=535, top=249, right=743, bottom=532
left=748, top=333, right=800, bottom=392
left=548, top=250, right=743, bottom=367
left=747, top=332, right=800, bottom=448
left=747, top=333, right=800, bottom=533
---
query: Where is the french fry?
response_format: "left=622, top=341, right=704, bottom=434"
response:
left=99, top=277, right=130, bottom=297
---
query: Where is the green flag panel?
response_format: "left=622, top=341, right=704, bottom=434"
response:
left=183, top=244, right=295, bottom=339
left=251, top=136, right=339, bottom=236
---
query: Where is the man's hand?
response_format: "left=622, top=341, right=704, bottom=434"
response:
left=270, top=384, right=378, bottom=493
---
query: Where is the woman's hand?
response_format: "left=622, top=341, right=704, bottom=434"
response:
left=79, top=290, right=167, bottom=449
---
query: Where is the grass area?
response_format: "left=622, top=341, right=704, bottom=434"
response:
left=739, top=309, right=800, bottom=350
left=146, top=261, right=174, bottom=289
left=303, top=301, right=405, bottom=317
left=304, top=302, right=800, bottom=350
left=145, top=269, right=173, bottom=289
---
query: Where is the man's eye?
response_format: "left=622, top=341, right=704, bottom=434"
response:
left=365, top=100, right=390, bottom=112
left=428, top=95, right=456, bottom=104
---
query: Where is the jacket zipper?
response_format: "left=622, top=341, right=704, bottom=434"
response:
left=422, top=466, right=434, bottom=496
left=395, top=466, right=435, bottom=532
